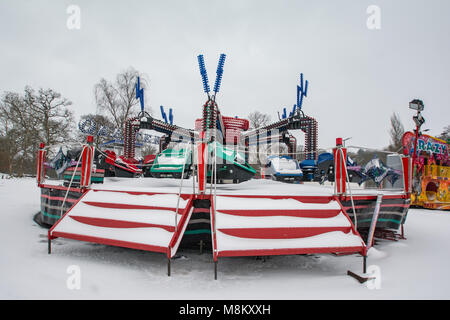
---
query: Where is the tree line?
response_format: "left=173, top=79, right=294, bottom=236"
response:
left=0, top=67, right=148, bottom=176
left=1, top=66, right=448, bottom=176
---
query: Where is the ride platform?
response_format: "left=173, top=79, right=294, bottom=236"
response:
left=43, top=178, right=409, bottom=269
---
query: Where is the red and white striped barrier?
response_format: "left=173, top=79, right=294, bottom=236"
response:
left=36, top=143, right=46, bottom=186
left=211, top=194, right=366, bottom=260
left=197, top=132, right=207, bottom=195
left=80, top=136, right=94, bottom=189
left=401, top=156, right=412, bottom=194
left=333, top=138, right=347, bottom=195
left=48, top=190, right=195, bottom=259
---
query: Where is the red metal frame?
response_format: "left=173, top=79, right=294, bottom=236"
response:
left=168, top=196, right=195, bottom=258
left=80, top=142, right=93, bottom=189
left=333, top=145, right=347, bottom=195
left=401, top=156, right=412, bottom=194
left=217, top=246, right=365, bottom=258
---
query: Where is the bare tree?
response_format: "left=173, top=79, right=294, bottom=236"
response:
left=387, top=112, right=405, bottom=152
left=94, top=67, right=151, bottom=132
left=438, top=125, right=450, bottom=143
left=140, top=144, right=158, bottom=157
left=0, top=87, right=74, bottom=175
left=0, top=91, right=40, bottom=175
left=30, top=87, right=74, bottom=147
left=248, top=111, right=271, bottom=129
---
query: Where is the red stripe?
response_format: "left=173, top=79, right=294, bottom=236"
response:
left=66, top=167, right=105, bottom=173
left=51, top=231, right=168, bottom=254
left=217, top=246, right=364, bottom=257
left=340, top=194, right=410, bottom=201
left=218, top=227, right=351, bottom=239
left=192, top=208, right=211, bottom=214
left=343, top=205, right=369, bottom=210
left=91, top=189, right=191, bottom=201
left=40, top=184, right=84, bottom=193
left=218, top=194, right=333, bottom=204
left=217, top=209, right=341, bottom=218
left=41, top=194, right=78, bottom=203
left=83, top=201, right=184, bottom=213
left=343, top=203, right=410, bottom=210
left=69, top=216, right=175, bottom=232
left=168, top=197, right=195, bottom=257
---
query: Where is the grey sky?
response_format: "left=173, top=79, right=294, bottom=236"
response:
left=1, top=0, right=449, bottom=150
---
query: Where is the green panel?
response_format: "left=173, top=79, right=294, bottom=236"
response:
left=63, top=176, right=104, bottom=182
left=358, top=218, right=402, bottom=225
left=40, top=210, right=62, bottom=220
left=184, top=229, right=212, bottom=235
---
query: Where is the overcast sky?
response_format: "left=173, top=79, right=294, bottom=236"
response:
left=0, top=0, right=449, bottom=150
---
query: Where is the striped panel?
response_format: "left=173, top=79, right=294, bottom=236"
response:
left=211, top=195, right=365, bottom=259
left=40, top=186, right=84, bottom=225
left=341, top=195, right=410, bottom=231
left=49, top=190, right=194, bottom=258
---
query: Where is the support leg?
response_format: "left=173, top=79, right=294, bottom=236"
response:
left=363, top=255, right=367, bottom=274
left=214, top=260, right=217, bottom=280
left=168, top=258, right=171, bottom=277
left=48, top=238, right=51, bottom=255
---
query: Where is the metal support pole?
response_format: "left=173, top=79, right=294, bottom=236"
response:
left=214, top=260, right=218, bottom=280
left=48, top=238, right=51, bottom=255
left=168, top=258, right=171, bottom=277
left=401, top=223, right=406, bottom=240
left=363, top=255, right=367, bottom=274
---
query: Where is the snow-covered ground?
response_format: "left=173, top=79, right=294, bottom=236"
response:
left=0, top=178, right=449, bottom=299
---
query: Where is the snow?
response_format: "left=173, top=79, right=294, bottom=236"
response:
left=86, top=191, right=189, bottom=209
left=216, top=230, right=364, bottom=251
left=215, top=211, right=351, bottom=228
left=64, top=202, right=179, bottom=226
left=270, top=157, right=302, bottom=174
left=215, top=195, right=340, bottom=210
left=53, top=220, right=174, bottom=247
left=50, top=189, right=191, bottom=250
left=1, top=178, right=450, bottom=299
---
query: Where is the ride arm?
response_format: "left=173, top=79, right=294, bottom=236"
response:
left=139, top=114, right=198, bottom=143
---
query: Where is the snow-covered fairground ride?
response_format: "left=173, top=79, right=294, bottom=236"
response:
left=35, top=54, right=413, bottom=282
